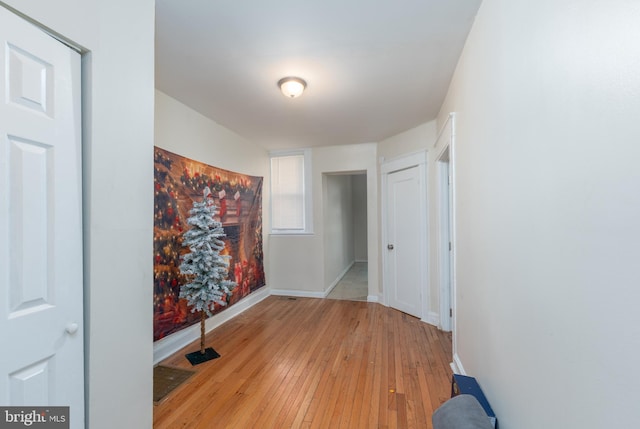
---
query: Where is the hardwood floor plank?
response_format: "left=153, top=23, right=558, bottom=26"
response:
left=154, top=296, right=452, bottom=428
left=366, top=308, right=384, bottom=428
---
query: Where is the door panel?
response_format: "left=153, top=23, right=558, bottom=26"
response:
left=9, top=357, right=54, bottom=405
left=0, top=6, right=83, bottom=426
left=386, top=167, right=422, bottom=318
left=8, top=137, right=53, bottom=315
left=7, top=42, right=54, bottom=116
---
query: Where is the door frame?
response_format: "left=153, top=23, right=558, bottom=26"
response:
left=381, top=150, right=428, bottom=321
left=436, top=146, right=452, bottom=332
left=434, top=113, right=460, bottom=370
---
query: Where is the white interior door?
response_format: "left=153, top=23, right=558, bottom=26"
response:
left=386, top=166, right=422, bottom=318
left=0, top=6, right=84, bottom=426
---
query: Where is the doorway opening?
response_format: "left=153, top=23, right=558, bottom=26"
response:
left=435, top=112, right=458, bottom=370
left=322, top=172, right=368, bottom=302
left=437, top=147, right=452, bottom=331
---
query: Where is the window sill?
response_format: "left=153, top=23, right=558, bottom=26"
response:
left=269, top=231, right=315, bottom=236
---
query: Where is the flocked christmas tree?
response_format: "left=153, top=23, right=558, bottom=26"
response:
left=179, top=187, right=236, bottom=364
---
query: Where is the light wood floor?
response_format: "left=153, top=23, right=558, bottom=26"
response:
left=154, top=296, right=452, bottom=429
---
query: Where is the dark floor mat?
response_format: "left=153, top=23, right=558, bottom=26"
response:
left=153, top=365, right=195, bottom=403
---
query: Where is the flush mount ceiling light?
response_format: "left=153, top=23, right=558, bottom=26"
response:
left=278, top=76, right=307, bottom=98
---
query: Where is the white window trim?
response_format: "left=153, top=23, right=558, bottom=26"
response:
left=269, top=148, right=313, bottom=235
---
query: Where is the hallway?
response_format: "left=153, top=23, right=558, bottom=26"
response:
left=326, top=262, right=368, bottom=302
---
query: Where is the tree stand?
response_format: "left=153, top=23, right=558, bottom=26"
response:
left=185, top=312, right=220, bottom=365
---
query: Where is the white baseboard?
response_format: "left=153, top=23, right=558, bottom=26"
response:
left=153, top=287, right=270, bottom=364
left=450, top=353, right=466, bottom=375
left=273, top=289, right=379, bottom=303
left=423, top=311, right=440, bottom=327
left=270, top=288, right=326, bottom=299
left=367, top=294, right=380, bottom=303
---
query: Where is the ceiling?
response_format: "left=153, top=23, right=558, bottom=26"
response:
left=155, top=0, right=481, bottom=150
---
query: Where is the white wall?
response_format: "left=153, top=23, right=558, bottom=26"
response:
left=323, top=174, right=355, bottom=288
left=269, top=143, right=379, bottom=298
left=352, top=174, right=368, bottom=261
left=155, top=91, right=269, bottom=178
left=153, top=91, right=270, bottom=362
left=378, top=122, right=436, bottom=161
left=437, top=1, right=640, bottom=427
left=1, top=1, right=155, bottom=427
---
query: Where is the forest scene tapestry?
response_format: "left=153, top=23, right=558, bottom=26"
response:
left=153, top=147, right=265, bottom=341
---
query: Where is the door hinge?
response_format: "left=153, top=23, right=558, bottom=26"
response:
left=449, top=308, right=453, bottom=317
left=448, top=242, right=451, bottom=251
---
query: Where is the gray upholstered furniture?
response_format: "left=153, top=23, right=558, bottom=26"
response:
left=432, top=394, right=495, bottom=429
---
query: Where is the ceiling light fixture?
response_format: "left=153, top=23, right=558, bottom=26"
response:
left=278, top=77, right=306, bottom=98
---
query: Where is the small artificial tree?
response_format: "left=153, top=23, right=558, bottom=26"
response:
left=179, top=187, right=236, bottom=364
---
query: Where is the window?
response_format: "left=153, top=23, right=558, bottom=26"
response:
left=270, top=149, right=312, bottom=233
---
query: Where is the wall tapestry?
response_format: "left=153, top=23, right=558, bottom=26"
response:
left=153, top=147, right=265, bottom=341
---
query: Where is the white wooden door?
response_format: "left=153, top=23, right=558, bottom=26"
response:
left=386, top=166, right=422, bottom=318
left=0, top=6, right=84, bottom=426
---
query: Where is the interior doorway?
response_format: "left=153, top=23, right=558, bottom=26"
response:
left=323, top=172, right=368, bottom=301
left=437, top=147, right=452, bottom=331
left=435, top=113, right=458, bottom=367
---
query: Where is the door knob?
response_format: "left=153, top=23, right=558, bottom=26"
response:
left=65, top=323, right=79, bottom=335
left=387, top=244, right=394, bottom=250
